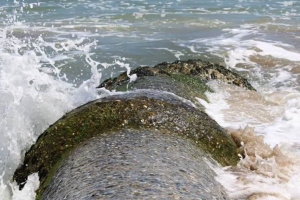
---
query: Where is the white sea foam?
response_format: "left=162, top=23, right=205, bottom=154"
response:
left=249, top=41, right=300, bottom=62
left=0, top=38, right=74, bottom=199
left=261, top=95, right=300, bottom=148
left=11, top=173, right=39, bottom=200
left=190, top=25, right=300, bottom=73
left=277, top=1, right=296, bottom=7
left=148, top=47, right=184, bottom=60
left=193, top=21, right=300, bottom=199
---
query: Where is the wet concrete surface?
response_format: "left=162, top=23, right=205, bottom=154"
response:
left=42, top=129, right=229, bottom=200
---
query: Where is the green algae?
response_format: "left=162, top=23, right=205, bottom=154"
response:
left=170, top=73, right=212, bottom=102
left=154, top=59, right=256, bottom=91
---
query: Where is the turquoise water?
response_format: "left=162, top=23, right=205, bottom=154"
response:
left=0, top=0, right=300, bottom=199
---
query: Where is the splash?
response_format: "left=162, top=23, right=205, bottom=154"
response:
left=200, top=81, right=300, bottom=200
left=0, top=34, right=96, bottom=199
left=0, top=1, right=109, bottom=199
left=10, top=173, right=39, bottom=200
left=209, top=126, right=300, bottom=200
left=0, top=43, right=136, bottom=200
left=230, top=126, right=292, bottom=180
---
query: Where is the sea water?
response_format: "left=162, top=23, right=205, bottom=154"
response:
left=0, top=0, right=299, bottom=199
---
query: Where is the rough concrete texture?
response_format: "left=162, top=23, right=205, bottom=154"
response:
left=42, top=129, right=230, bottom=200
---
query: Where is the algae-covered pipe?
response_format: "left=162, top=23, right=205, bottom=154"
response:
left=13, top=59, right=254, bottom=199
left=13, top=92, right=239, bottom=199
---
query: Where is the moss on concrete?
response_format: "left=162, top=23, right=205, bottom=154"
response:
left=170, top=73, right=213, bottom=102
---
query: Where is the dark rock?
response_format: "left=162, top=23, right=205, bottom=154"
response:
left=99, top=59, right=255, bottom=92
